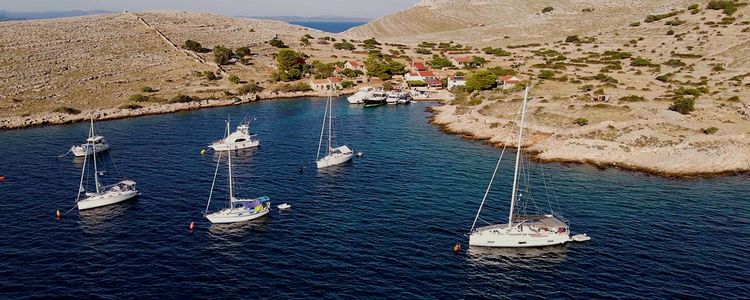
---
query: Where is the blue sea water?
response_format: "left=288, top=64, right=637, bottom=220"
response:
left=0, top=98, right=748, bottom=299
left=288, top=21, right=367, bottom=33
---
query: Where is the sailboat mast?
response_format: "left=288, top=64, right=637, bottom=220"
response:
left=226, top=121, right=234, bottom=209
left=508, top=86, right=530, bottom=228
left=316, top=96, right=329, bottom=160
left=90, top=118, right=101, bottom=194
left=328, top=93, right=333, bottom=155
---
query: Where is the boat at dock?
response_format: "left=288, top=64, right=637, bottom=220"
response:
left=468, top=86, right=588, bottom=248
left=75, top=119, right=139, bottom=211
left=204, top=121, right=270, bottom=224
left=363, top=90, right=387, bottom=107
left=347, top=87, right=374, bottom=104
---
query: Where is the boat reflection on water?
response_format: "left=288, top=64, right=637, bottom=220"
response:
left=207, top=216, right=270, bottom=236
left=77, top=199, right=138, bottom=232
left=466, top=245, right=568, bottom=269
left=212, top=147, right=259, bottom=165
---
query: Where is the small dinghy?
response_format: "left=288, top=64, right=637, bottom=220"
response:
left=571, top=233, right=591, bottom=242
left=277, top=203, right=291, bottom=210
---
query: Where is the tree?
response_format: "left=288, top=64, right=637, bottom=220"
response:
left=182, top=40, right=203, bottom=52
left=274, top=49, right=307, bottom=81
left=538, top=70, right=555, bottom=79
left=236, top=46, right=252, bottom=57
left=311, top=60, right=335, bottom=79
left=362, top=38, right=381, bottom=49
left=382, top=82, right=393, bottom=91
left=430, top=55, right=454, bottom=69
left=467, top=56, right=487, bottom=68
left=365, top=53, right=405, bottom=80
left=213, top=45, right=234, bottom=65
left=465, top=70, right=497, bottom=92
left=341, top=81, right=354, bottom=89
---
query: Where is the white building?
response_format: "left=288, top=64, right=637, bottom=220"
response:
left=447, top=76, right=466, bottom=89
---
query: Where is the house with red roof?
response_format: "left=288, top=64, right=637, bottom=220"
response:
left=498, top=75, right=522, bottom=90
left=450, top=56, right=473, bottom=68
left=344, top=60, right=367, bottom=75
left=447, top=76, right=466, bottom=89
left=405, top=70, right=437, bottom=82
left=310, top=77, right=343, bottom=91
left=409, top=61, right=428, bottom=72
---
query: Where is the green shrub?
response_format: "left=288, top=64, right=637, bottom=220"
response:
left=574, top=118, right=589, bottom=126
left=141, top=86, right=155, bottom=93
left=236, top=46, right=252, bottom=57
left=631, top=57, right=654, bottom=67
left=333, top=42, right=356, bottom=50
left=268, top=37, right=288, bottom=48
left=565, top=35, right=581, bottom=43
left=542, top=7, right=554, bottom=13
left=482, top=47, right=512, bottom=56
left=407, top=80, right=427, bottom=87
left=182, top=39, right=203, bottom=52
left=341, top=81, right=354, bottom=89
left=169, top=95, right=199, bottom=103
left=669, top=96, right=695, bottom=114
left=593, top=88, right=605, bottom=95
left=415, top=48, right=432, bottom=55
left=237, top=82, right=264, bottom=94
left=429, top=55, right=454, bottom=69
left=382, top=82, right=393, bottom=91
left=645, top=10, right=683, bottom=23
left=664, top=59, right=686, bottom=67
left=688, top=4, right=699, bottom=10
left=203, top=71, right=217, bottom=81
left=118, top=103, right=143, bottom=110
left=129, top=94, right=150, bottom=102
left=213, top=45, right=234, bottom=65
left=630, top=22, right=641, bottom=27
left=228, top=74, right=241, bottom=84
left=580, top=84, right=594, bottom=92
left=707, top=1, right=741, bottom=15
left=619, top=95, right=646, bottom=102
left=273, top=82, right=312, bottom=93
left=538, top=70, right=556, bottom=79
left=726, top=95, right=740, bottom=102
left=703, top=127, right=719, bottom=134
left=273, top=49, right=308, bottom=81
left=52, top=107, right=81, bottom=115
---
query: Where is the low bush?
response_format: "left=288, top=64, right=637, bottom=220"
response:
left=52, top=107, right=81, bottom=115
left=228, top=74, right=241, bottom=84
left=119, top=103, right=143, bottom=110
left=669, top=96, right=695, bottom=114
left=538, top=70, right=556, bottom=79
left=129, top=94, right=150, bottom=102
left=141, top=86, right=155, bottom=93
left=703, top=127, right=719, bottom=134
left=574, top=118, right=589, bottom=126
left=542, top=6, right=554, bottom=13
left=237, top=82, right=264, bottom=94
left=619, top=95, right=646, bottom=102
left=273, top=82, right=312, bottom=93
left=169, top=95, right=199, bottom=103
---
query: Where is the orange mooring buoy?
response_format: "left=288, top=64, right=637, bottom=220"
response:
left=0, top=175, right=6, bottom=182
left=189, top=221, right=196, bottom=232
left=55, top=210, right=62, bottom=220
left=453, top=243, right=461, bottom=253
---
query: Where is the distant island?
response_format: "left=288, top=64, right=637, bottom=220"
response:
left=0, top=10, right=113, bottom=21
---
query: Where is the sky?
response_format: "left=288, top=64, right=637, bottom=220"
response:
left=0, top=0, right=420, bottom=18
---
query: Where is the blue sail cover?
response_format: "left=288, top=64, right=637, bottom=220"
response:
left=231, top=196, right=270, bottom=203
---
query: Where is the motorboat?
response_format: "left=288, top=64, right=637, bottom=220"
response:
left=209, top=120, right=259, bottom=151
left=71, top=135, right=110, bottom=157
left=363, top=91, right=387, bottom=107
left=347, top=87, right=374, bottom=104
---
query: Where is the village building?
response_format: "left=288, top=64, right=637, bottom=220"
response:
left=409, top=61, right=428, bottom=72
left=450, top=56, right=472, bottom=68
left=498, top=75, right=522, bottom=90
left=344, top=60, right=367, bottom=75
left=310, top=77, right=342, bottom=91
left=404, top=70, right=437, bottom=82
left=447, top=76, right=466, bottom=89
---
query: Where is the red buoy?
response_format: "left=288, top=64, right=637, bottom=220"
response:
left=453, top=243, right=461, bottom=253
left=189, top=221, right=196, bottom=232
left=55, top=210, right=62, bottom=220
left=0, top=176, right=6, bottom=182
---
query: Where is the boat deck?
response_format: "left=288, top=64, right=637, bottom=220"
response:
left=475, top=215, right=568, bottom=232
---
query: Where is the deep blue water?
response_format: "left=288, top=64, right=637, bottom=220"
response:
left=0, top=98, right=748, bottom=299
left=288, top=21, right=366, bottom=33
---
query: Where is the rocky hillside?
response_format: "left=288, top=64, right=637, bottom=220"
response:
left=344, top=0, right=708, bottom=45
left=0, top=11, right=318, bottom=119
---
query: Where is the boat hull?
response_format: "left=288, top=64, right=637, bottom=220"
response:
left=210, top=140, right=260, bottom=151
left=71, top=144, right=110, bottom=157
left=78, top=190, right=138, bottom=210
left=469, top=222, right=571, bottom=248
left=206, top=206, right=270, bottom=224
left=316, top=153, right=353, bottom=169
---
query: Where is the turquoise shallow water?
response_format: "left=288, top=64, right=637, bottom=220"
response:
left=0, top=98, right=748, bottom=298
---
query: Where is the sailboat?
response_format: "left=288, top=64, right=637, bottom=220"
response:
left=468, top=86, right=586, bottom=247
left=204, top=121, right=271, bottom=224
left=316, top=92, right=353, bottom=169
left=76, top=119, right=139, bottom=210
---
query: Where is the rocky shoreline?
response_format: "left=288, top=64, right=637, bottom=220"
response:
left=427, top=105, right=750, bottom=178
left=0, top=90, right=349, bottom=130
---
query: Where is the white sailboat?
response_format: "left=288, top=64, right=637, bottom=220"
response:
left=204, top=121, right=270, bottom=224
left=316, top=93, right=353, bottom=169
left=209, top=118, right=259, bottom=151
left=70, top=130, right=110, bottom=157
left=76, top=119, right=138, bottom=210
left=468, top=86, right=586, bottom=247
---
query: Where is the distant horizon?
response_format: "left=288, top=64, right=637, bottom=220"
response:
left=0, top=0, right=418, bottom=19
left=0, top=9, right=374, bottom=22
